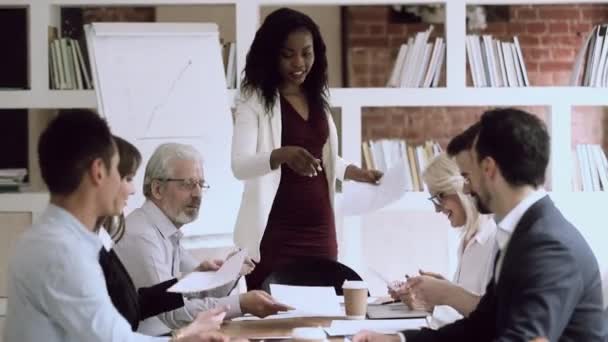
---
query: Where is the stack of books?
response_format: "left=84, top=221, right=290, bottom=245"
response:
left=573, top=144, right=608, bottom=191
left=386, top=26, right=445, bottom=88
left=466, top=34, right=529, bottom=87
left=0, top=168, right=27, bottom=192
left=362, top=139, right=442, bottom=192
left=49, top=37, right=93, bottom=90
left=570, top=24, right=608, bottom=87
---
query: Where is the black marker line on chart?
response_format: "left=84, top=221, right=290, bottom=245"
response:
left=145, top=60, right=193, bottom=135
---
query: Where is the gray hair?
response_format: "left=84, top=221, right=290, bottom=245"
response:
left=143, top=143, right=203, bottom=198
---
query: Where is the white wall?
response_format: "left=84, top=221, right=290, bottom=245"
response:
left=156, top=5, right=236, bottom=43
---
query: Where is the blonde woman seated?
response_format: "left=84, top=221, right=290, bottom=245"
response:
left=390, top=153, right=498, bottom=327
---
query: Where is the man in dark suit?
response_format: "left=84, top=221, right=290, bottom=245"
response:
left=355, top=108, right=607, bottom=342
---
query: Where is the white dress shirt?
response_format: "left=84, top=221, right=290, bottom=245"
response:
left=115, top=200, right=241, bottom=336
left=495, top=189, right=547, bottom=282
left=431, top=216, right=498, bottom=328
left=3, top=204, right=167, bottom=342
left=99, top=226, right=114, bottom=251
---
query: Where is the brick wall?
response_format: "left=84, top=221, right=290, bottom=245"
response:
left=82, top=7, right=155, bottom=23
left=345, top=5, right=608, bottom=152
left=346, top=6, right=444, bottom=87
left=481, top=5, right=608, bottom=86
left=362, top=106, right=548, bottom=148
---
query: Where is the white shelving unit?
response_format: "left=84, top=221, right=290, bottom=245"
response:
left=1, top=0, right=607, bottom=271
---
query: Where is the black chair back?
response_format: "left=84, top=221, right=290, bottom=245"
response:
left=260, top=257, right=367, bottom=296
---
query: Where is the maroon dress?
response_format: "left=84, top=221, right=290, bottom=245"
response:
left=245, top=96, right=337, bottom=290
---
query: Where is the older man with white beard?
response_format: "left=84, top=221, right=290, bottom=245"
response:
left=116, top=143, right=290, bottom=336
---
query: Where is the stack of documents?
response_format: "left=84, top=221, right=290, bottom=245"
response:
left=0, top=168, right=27, bottom=192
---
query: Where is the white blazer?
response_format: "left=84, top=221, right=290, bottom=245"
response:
left=231, top=90, right=348, bottom=261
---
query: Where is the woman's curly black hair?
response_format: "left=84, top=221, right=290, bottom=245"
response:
left=241, top=7, right=329, bottom=115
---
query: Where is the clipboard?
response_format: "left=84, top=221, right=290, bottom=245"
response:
left=367, top=303, right=429, bottom=319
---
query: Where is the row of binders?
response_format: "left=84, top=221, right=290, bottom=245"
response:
left=466, top=35, right=529, bottom=87
left=222, top=42, right=237, bottom=89
left=571, top=24, right=608, bottom=87
left=573, top=144, right=608, bottom=191
left=49, top=38, right=93, bottom=90
left=362, top=139, right=442, bottom=192
left=387, top=26, right=445, bottom=88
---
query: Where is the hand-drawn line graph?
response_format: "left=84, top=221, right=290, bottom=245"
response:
left=144, top=59, right=193, bottom=136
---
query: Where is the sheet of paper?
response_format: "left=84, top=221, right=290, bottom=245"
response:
left=368, top=268, right=397, bottom=289
left=341, top=160, right=408, bottom=216
left=324, top=319, right=428, bottom=336
left=168, top=249, right=246, bottom=293
left=270, top=284, right=343, bottom=317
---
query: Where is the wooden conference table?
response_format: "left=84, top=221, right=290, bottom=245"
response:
left=221, top=316, right=343, bottom=341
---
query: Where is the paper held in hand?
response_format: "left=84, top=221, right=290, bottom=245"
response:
left=341, top=160, right=408, bottom=216
left=167, top=249, right=247, bottom=293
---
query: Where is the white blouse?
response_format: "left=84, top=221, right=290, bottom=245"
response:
left=431, top=216, right=498, bottom=328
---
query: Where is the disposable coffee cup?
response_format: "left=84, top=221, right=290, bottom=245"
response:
left=291, top=327, right=327, bottom=342
left=342, top=280, right=368, bottom=320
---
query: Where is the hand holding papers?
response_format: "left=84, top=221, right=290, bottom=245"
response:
left=196, top=249, right=256, bottom=276
left=168, top=249, right=247, bottom=293
left=341, top=160, right=408, bottom=216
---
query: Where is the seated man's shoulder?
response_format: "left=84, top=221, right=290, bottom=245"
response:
left=531, top=215, right=589, bottom=253
left=122, top=208, right=162, bottom=245
left=125, top=207, right=155, bottom=234
left=13, top=222, right=77, bottom=260
left=10, top=224, right=93, bottom=285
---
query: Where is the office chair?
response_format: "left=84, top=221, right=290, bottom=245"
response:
left=260, top=257, right=367, bottom=296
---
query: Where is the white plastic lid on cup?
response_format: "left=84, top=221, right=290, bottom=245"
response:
left=291, top=327, right=326, bottom=341
left=342, top=280, right=367, bottom=289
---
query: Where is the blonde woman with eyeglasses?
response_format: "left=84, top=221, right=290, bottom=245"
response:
left=390, top=153, right=498, bottom=328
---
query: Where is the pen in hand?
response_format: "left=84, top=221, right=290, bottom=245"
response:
left=381, top=299, right=399, bottom=305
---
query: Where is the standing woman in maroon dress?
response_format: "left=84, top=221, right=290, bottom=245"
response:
left=231, top=7, right=383, bottom=290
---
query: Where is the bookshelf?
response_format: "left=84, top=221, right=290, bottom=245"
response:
left=1, top=0, right=608, bottom=283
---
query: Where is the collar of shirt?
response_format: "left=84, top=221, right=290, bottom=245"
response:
left=141, top=200, right=183, bottom=242
left=46, top=203, right=102, bottom=258
left=460, top=215, right=496, bottom=255
left=472, top=215, right=496, bottom=246
left=496, top=189, right=547, bottom=251
left=98, top=228, right=114, bottom=252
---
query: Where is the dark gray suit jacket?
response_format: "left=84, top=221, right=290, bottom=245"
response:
left=403, top=196, right=607, bottom=342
